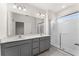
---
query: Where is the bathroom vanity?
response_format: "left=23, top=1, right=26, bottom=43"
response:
left=0, top=35, right=50, bottom=56
left=0, top=4, right=50, bottom=56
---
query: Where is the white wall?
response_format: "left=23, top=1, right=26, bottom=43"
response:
left=48, top=12, right=60, bottom=48
left=0, top=4, right=7, bottom=39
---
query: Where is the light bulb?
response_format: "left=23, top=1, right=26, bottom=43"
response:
left=18, top=6, right=22, bottom=10
left=23, top=8, right=26, bottom=11
left=41, top=14, right=45, bottom=17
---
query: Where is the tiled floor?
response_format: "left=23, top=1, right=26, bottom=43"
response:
left=39, top=46, right=72, bottom=56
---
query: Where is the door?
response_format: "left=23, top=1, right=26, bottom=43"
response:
left=5, top=46, right=19, bottom=56
left=20, top=43, right=32, bottom=56
left=40, top=40, right=46, bottom=52
left=40, top=37, right=50, bottom=52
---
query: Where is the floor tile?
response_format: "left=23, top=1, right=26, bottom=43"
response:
left=39, top=46, right=72, bottom=56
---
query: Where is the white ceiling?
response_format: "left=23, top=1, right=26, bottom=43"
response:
left=27, top=3, right=76, bottom=13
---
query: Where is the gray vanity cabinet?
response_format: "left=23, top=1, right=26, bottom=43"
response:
left=32, top=38, right=39, bottom=55
left=0, top=36, right=50, bottom=56
left=40, top=37, right=50, bottom=53
left=1, top=40, right=32, bottom=56
left=4, top=46, right=20, bottom=56
left=20, top=43, right=32, bottom=56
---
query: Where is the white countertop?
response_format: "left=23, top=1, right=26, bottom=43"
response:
left=0, top=34, right=50, bottom=44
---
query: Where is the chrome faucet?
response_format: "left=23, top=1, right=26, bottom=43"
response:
left=18, top=33, right=22, bottom=38
left=18, top=35, right=22, bottom=38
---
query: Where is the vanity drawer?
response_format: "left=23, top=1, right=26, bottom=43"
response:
left=33, top=39, right=39, bottom=48
left=33, top=38, right=39, bottom=42
left=3, top=40, right=32, bottom=48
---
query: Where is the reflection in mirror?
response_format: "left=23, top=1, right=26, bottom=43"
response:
left=8, top=12, right=44, bottom=37
left=37, top=22, right=44, bottom=35
left=15, top=22, right=24, bottom=35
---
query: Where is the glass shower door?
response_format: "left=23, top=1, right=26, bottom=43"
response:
left=57, top=12, right=79, bottom=55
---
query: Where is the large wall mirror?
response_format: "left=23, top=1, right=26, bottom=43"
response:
left=7, top=12, right=45, bottom=37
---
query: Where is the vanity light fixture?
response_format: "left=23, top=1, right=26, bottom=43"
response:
left=40, top=13, right=45, bottom=18
left=36, top=13, right=45, bottom=18
left=41, top=14, right=45, bottom=17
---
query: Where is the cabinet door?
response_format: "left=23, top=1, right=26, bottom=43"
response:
left=5, top=46, right=19, bottom=56
left=44, top=39, right=50, bottom=49
left=40, top=40, right=45, bottom=52
left=20, top=43, right=32, bottom=56
left=40, top=37, right=50, bottom=52
left=33, top=48, right=39, bottom=55
left=33, top=39, right=39, bottom=48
